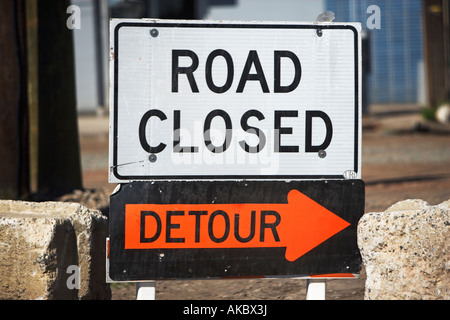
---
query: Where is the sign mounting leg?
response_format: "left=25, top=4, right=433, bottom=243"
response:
left=136, top=281, right=156, bottom=300
left=306, top=279, right=326, bottom=300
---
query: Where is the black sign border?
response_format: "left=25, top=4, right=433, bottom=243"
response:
left=112, top=21, right=360, bottom=181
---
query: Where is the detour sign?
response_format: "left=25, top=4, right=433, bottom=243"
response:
left=125, top=189, right=350, bottom=262
left=109, top=180, right=365, bottom=281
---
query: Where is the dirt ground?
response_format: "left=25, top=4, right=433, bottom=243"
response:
left=74, top=103, right=450, bottom=300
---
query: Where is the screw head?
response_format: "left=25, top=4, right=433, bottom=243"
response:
left=149, top=154, right=157, bottom=163
left=318, top=150, right=327, bottom=158
left=150, top=29, right=159, bottom=37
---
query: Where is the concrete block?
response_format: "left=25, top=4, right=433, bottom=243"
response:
left=358, top=199, right=450, bottom=300
left=0, top=201, right=110, bottom=300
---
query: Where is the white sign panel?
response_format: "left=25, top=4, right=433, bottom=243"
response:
left=109, top=20, right=361, bottom=182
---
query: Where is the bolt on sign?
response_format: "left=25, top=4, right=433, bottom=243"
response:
left=108, top=19, right=364, bottom=281
left=109, top=20, right=361, bottom=182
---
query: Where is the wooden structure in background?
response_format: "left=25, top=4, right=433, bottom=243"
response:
left=0, top=1, right=29, bottom=199
left=0, top=0, right=82, bottom=199
left=423, top=0, right=450, bottom=108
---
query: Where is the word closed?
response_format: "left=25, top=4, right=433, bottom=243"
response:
left=139, top=109, right=333, bottom=154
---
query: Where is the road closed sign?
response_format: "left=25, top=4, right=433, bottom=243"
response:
left=109, top=20, right=362, bottom=182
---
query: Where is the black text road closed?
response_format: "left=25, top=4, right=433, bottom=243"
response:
left=110, top=20, right=361, bottom=182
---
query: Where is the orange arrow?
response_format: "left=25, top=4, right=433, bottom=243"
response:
left=124, top=190, right=350, bottom=262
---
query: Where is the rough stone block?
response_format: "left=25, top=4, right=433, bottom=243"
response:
left=0, top=201, right=110, bottom=300
left=358, top=199, right=449, bottom=300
